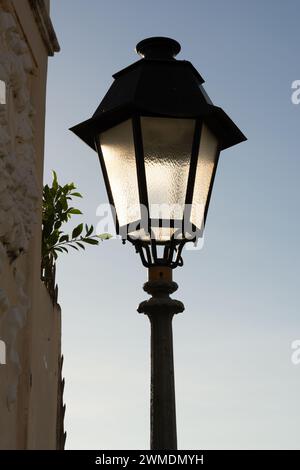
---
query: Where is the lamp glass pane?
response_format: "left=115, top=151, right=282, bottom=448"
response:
left=128, top=226, right=176, bottom=242
left=99, top=119, right=141, bottom=227
left=141, top=117, right=195, bottom=221
left=191, top=123, right=219, bottom=229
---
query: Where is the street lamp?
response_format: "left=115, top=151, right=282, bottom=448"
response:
left=71, top=37, right=246, bottom=450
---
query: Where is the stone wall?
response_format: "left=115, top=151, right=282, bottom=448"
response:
left=0, top=0, right=61, bottom=449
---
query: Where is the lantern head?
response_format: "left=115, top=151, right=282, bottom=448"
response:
left=71, top=37, right=246, bottom=268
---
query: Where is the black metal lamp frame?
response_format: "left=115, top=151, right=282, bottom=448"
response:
left=93, top=115, right=221, bottom=268
left=131, top=237, right=185, bottom=269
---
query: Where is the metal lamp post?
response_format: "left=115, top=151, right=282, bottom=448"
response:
left=71, top=37, right=246, bottom=450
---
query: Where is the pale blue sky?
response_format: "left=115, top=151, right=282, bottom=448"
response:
left=44, top=0, right=300, bottom=449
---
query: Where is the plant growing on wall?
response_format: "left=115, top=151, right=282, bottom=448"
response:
left=41, top=171, right=110, bottom=282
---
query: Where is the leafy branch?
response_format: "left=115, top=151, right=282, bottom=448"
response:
left=51, top=223, right=110, bottom=257
left=42, top=171, right=111, bottom=278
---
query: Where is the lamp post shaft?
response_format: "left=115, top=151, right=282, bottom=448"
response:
left=148, top=311, right=177, bottom=449
left=138, top=267, right=184, bottom=450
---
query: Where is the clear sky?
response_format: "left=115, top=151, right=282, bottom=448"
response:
left=45, top=0, right=300, bottom=449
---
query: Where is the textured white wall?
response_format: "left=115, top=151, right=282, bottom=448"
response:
left=0, top=2, right=38, bottom=256
left=0, top=0, right=38, bottom=421
left=0, top=0, right=61, bottom=449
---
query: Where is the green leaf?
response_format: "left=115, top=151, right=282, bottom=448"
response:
left=76, top=242, right=85, bottom=250
left=61, top=196, right=68, bottom=211
left=59, top=234, right=69, bottom=243
left=86, top=225, right=94, bottom=237
left=72, top=223, right=83, bottom=239
left=52, top=170, right=58, bottom=192
left=67, top=244, right=79, bottom=251
left=70, top=192, right=82, bottom=198
left=97, top=233, right=112, bottom=240
left=82, top=238, right=99, bottom=245
left=44, top=185, right=51, bottom=202
left=68, top=208, right=82, bottom=215
left=48, top=230, right=60, bottom=246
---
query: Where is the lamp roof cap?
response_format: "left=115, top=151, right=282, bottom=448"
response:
left=136, top=37, right=181, bottom=60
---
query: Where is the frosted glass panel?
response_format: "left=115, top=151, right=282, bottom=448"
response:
left=128, top=227, right=176, bottom=242
left=99, top=120, right=140, bottom=226
left=191, top=124, right=218, bottom=229
left=141, top=117, right=195, bottom=220
left=151, top=226, right=176, bottom=242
